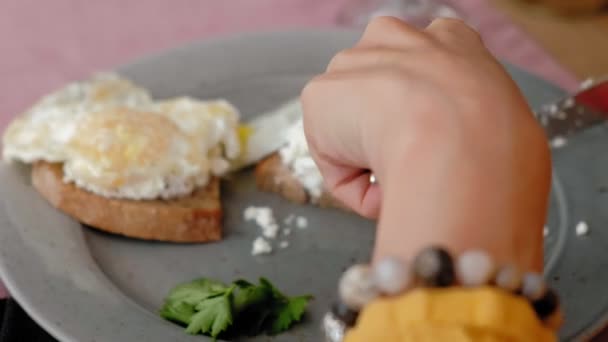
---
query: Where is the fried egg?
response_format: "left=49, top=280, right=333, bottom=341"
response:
left=2, top=73, right=242, bottom=200
left=154, top=97, right=241, bottom=175
left=64, top=108, right=209, bottom=200
left=3, top=73, right=152, bottom=163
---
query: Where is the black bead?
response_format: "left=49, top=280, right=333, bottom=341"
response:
left=532, top=288, right=559, bottom=320
left=413, top=246, right=455, bottom=287
left=331, top=301, right=359, bottom=327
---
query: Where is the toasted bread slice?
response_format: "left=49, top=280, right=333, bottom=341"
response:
left=255, top=153, right=349, bottom=211
left=31, top=162, right=222, bottom=242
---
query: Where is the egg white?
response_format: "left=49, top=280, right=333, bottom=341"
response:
left=2, top=73, right=242, bottom=200
left=2, top=73, right=152, bottom=163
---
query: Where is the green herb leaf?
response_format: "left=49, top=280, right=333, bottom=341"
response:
left=233, top=279, right=254, bottom=288
left=259, top=277, right=287, bottom=300
left=186, top=288, right=234, bottom=338
left=232, top=280, right=272, bottom=315
left=258, top=277, right=313, bottom=334
left=239, top=307, right=273, bottom=336
left=229, top=280, right=274, bottom=336
left=266, top=295, right=312, bottom=334
left=159, top=301, right=196, bottom=325
left=166, top=278, right=228, bottom=306
left=160, top=277, right=311, bottom=339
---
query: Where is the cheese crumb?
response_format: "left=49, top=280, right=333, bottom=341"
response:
left=279, top=118, right=324, bottom=199
left=263, top=224, right=279, bottom=239
left=243, top=207, right=257, bottom=221
left=550, top=136, right=567, bottom=149
left=244, top=206, right=279, bottom=239
left=284, top=214, right=295, bottom=225
left=279, top=241, right=289, bottom=249
left=244, top=206, right=273, bottom=226
left=252, top=237, right=272, bottom=255
left=575, top=221, right=589, bottom=236
left=543, top=226, right=549, bottom=237
left=296, top=216, right=308, bottom=229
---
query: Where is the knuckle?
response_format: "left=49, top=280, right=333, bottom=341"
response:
left=430, top=17, right=467, bottom=30
left=466, top=25, right=483, bottom=42
left=368, top=15, right=408, bottom=32
left=327, top=48, right=359, bottom=71
left=429, top=18, right=482, bottom=42
left=300, top=75, right=323, bottom=102
left=431, top=17, right=463, bottom=25
left=363, top=16, right=433, bottom=47
left=459, top=25, right=483, bottom=43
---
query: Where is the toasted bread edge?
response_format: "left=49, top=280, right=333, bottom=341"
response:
left=31, top=162, right=222, bottom=243
left=254, top=153, right=349, bottom=211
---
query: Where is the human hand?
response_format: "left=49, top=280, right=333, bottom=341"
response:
left=301, top=17, right=551, bottom=271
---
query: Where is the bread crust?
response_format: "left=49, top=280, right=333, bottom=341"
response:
left=254, top=153, right=348, bottom=211
left=31, top=162, right=222, bottom=242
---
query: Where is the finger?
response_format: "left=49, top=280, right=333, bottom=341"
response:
left=311, top=148, right=382, bottom=219
left=357, top=16, right=431, bottom=49
left=302, top=67, right=411, bottom=169
left=301, top=75, right=383, bottom=219
left=425, top=18, right=484, bottom=51
left=327, top=47, right=407, bottom=73
left=301, top=70, right=369, bottom=168
left=331, top=170, right=382, bottom=219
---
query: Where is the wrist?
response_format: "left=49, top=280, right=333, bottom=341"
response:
left=373, top=139, right=544, bottom=272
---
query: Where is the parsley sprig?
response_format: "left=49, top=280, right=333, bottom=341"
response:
left=160, top=277, right=312, bottom=340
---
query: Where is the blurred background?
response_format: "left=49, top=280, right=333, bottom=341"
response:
left=1, top=0, right=607, bottom=132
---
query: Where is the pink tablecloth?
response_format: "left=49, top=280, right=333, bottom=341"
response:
left=0, top=0, right=579, bottom=299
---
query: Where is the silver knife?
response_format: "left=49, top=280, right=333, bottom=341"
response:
left=231, top=98, right=302, bottom=170
left=535, top=77, right=608, bottom=145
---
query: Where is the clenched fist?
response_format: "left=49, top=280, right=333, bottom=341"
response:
left=301, top=17, right=550, bottom=271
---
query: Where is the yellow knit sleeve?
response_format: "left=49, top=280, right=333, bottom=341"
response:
left=345, top=287, right=556, bottom=342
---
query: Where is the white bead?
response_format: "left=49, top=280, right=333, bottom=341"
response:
left=495, top=265, right=522, bottom=291
left=456, top=250, right=495, bottom=287
left=373, top=257, right=413, bottom=295
left=575, top=221, right=589, bottom=236
left=339, top=264, right=379, bottom=310
left=521, top=273, right=546, bottom=301
left=323, top=312, right=346, bottom=342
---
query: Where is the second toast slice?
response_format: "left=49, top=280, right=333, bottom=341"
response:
left=255, top=153, right=349, bottom=211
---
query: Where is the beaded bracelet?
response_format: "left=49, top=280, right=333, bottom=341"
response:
left=323, top=246, right=562, bottom=342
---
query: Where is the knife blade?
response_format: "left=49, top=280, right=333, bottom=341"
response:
left=535, top=77, right=608, bottom=143
left=232, top=98, right=302, bottom=170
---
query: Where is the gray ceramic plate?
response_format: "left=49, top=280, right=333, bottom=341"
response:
left=0, top=30, right=606, bottom=342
